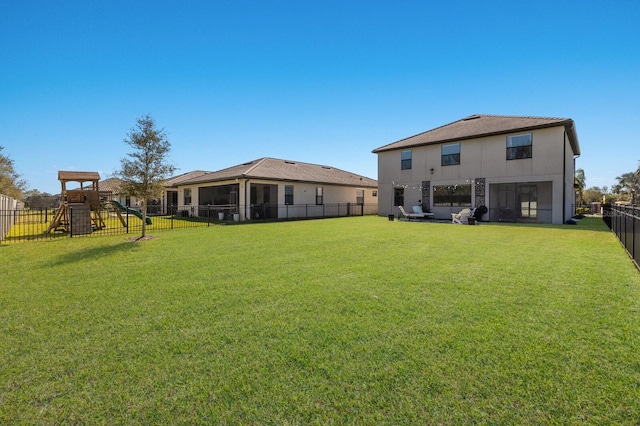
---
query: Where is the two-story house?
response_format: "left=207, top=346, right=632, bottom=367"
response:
left=373, top=114, right=580, bottom=224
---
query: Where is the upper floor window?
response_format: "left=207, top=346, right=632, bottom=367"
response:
left=441, top=144, right=460, bottom=166
left=507, top=134, right=532, bottom=160
left=401, top=150, right=412, bottom=170
left=284, top=185, right=294, bottom=205
left=316, top=187, right=323, bottom=205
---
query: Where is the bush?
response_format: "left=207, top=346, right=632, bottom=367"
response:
left=575, top=207, right=590, bottom=216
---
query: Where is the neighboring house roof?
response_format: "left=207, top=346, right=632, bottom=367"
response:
left=164, top=170, right=211, bottom=188
left=99, top=172, right=211, bottom=193
left=372, top=114, right=580, bottom=156
left=179, top=158, right=377, bottom=187
left=99, top=177, right=122, bottom=193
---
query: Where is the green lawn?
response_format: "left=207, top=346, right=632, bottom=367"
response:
left=1, top=217, right=639, bottom=424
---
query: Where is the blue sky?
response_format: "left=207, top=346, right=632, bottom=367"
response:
left=1, top=0, right=638, bottom=194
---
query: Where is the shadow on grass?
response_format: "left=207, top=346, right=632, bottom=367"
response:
left=479, top=216, right=611, bottom=232
left=50, top=240, right=142, bottom=266
left=395, top=216, right=610, bottom=232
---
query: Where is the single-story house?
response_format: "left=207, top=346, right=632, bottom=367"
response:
left=162, top=170, right=210, bottom=214
left=166, top=157, right=378, bottom=221
left=372, top=114, right=580, bottom=224
left=98, top=177, right=134, bottom=206
left=99, top=173, right=209, bottom=215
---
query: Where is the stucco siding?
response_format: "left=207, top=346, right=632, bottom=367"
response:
left=377, top=125, right=575, bottom=224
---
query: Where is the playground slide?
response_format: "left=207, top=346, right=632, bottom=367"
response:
left=110, top=200, right=152, bottom=225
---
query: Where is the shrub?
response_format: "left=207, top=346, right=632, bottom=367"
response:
left=575, top=207, right=589, bottom=216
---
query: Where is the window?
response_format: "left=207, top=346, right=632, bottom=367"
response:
left=356, top=189, right=364, bottom=204
left=441, top=144, right=460, bottom=166
left=372, top=190, right=378, bottom=197
left=433, top=184, right=471, bottom=207
left=183, top=188, right=192, bottom=205
left=394, top=187, right=404, bottom=207
left=401, top=150, right=412, bottom=170
left=285, top=185, right=294, bottom=205
left=316, top=187, right=323, bottom=205
left=507, top=133, right=532, bottom=160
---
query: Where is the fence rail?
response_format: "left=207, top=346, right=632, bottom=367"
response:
left=0, top=202, right=375, bottom=244
left=0, top=207, right=211, bottom=244
left=604, top=204, right=640, bottom=270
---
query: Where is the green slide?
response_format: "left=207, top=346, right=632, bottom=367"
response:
left=110, top=200, right=153, bottom=225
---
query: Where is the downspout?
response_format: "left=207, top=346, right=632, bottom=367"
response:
left=563, top=131, right=567, bottom=223
left=564, top=123, right=581, bottom=223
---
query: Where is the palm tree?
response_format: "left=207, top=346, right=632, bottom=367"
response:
left=615, top=172, right=640, bottom=205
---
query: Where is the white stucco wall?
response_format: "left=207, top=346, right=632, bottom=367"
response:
left=175, top=179, right=378, bottom=220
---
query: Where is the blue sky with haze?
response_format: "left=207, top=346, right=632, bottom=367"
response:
left=1, top=0, right=638, bottom=194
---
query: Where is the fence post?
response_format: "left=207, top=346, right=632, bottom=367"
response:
left=633, top=205, right=636, bottom=263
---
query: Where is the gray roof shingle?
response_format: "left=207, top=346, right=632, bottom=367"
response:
left=373, top=114, right=580, bottom=156
left=178, top=158, right=377, bottom=187
left=98, top=177, right=122, bottom=193
left=164, top=170, right=211, bottom=188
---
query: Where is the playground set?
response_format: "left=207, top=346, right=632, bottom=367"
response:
left=47, top=171, right=151, bottom=234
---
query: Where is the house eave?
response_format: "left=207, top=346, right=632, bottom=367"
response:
left=372, top=119, right=579, bottom=155
left=175, top=174, right=377, bottom=188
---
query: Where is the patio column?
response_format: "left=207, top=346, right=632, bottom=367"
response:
left=239, top=179, right=248, bottom=221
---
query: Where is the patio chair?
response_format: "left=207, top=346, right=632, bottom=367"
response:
left=451, top=208, right=472, bottom=224
left=412, top=205, right=434, bottom=219
left=398, top=205, right=424, bottom=221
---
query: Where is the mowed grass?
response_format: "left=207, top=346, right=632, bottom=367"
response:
left=1, top=217, right=639, bottom=424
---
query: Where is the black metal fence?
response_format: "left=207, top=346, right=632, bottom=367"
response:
left=0, top=202, right=377, bottom=244
left=604, top=204, right=640, bottom=270
left=167, top=203, right=375, bottom=221
left=0, top=206, right=211, bottom=244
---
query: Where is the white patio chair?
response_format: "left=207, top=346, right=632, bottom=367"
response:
left=451, top=208, right=472, bottom=224
left=412, top=205, right=434, bottom=219
left=398, top=206, right=422, bottom=221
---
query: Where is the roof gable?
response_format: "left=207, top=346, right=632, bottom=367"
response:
left=179, top=158, right=377, bottom=187
left=373, top=114, right=580, bottom=156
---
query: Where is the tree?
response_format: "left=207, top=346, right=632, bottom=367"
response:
left=24, top=189, right=58, bottom=209
left=116, top=115, right=176, bottom=238
left=574, top=168, right=586, bottom=207
left=582, top=187, right=604, bottom=205
left=615, top=171, right=640, bottom=205
left=0, top=146, right=27, bottom=200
